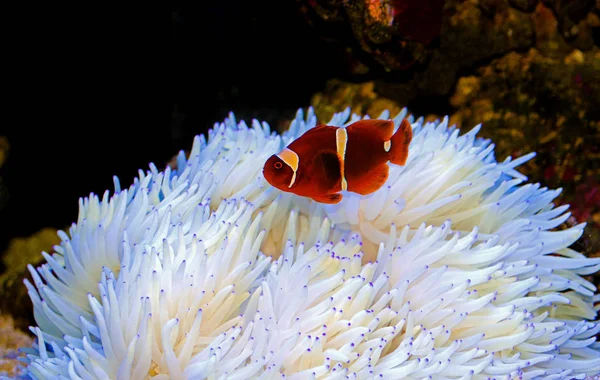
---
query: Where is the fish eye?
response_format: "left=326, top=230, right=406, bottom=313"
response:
left=274, top=162, right=283, bottom=170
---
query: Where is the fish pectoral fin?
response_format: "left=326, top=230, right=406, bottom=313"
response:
left=311, top=193, right=343, bottom=204
left=349, top=164, right=389, bottom=195
left=347, top=119, right=394, bottom=140
left=313, top=150, right=342, bottom=182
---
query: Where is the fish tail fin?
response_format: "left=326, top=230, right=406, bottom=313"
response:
left=389, top=118, right=413, bottom=166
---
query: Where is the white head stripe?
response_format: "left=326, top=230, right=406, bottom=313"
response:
left=336, top=128, right=348, bottom=191
left=288, top=171, right=297, bottom=188
left=276, top=148, right=299, bottom=188
left=277, top=148, right=299, bottom=172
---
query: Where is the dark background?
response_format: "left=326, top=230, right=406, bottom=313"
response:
left=0, top=2, right=342, bottom=253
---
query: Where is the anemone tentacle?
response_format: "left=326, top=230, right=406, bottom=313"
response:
left=21, top=108, right=600, bottom=380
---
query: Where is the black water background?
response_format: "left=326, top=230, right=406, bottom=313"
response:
left=0, top=2, right=341, bottom=254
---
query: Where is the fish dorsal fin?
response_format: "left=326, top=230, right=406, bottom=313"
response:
left=313, top=150, right=341, bottom=181
left=347, top=119, right=395, bottom=140
left=310, top=124, right=330, bottom=132
left=301, top=124, right=332, bottom=137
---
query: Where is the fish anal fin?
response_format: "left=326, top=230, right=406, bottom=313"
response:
left=313, top=150, right=341, bottom=182
left=347, top=119, right=395, bottom=140
left=389, top=118, right=413, bottom=166
left=312, top=193, right=343, bottom=204
left=348, top=164, right=389, bottom=195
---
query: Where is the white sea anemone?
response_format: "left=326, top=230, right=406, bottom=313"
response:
left=19, top=108, right=600, bottom=379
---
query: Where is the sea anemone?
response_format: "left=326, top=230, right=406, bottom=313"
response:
left=19, top=108, right=600, bottom=379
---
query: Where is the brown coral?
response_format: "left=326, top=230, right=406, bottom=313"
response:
left=0, top=313, right=32, bottom=377
left=0, top=228, right=60, bottom=330
left=308, top=0, right=600, bottom=284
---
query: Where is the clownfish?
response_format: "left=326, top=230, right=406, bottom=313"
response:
left=263, top=118, right=413, bottom=204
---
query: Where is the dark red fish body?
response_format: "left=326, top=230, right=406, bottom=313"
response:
left=263, top=118, right=413, bottom=204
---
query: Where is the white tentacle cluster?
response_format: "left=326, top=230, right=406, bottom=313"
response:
left=21, top=108, right=600, bottom=379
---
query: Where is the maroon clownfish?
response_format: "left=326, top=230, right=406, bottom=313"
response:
left=263, top=118, right=413, bottom=204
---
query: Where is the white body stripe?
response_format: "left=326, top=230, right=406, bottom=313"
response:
left=277, top=148, right=299, bottom=188
left=384, top=140, right=391, bottom=152
left=336, top=128, right=348, bottom=191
